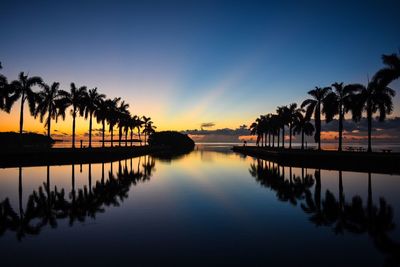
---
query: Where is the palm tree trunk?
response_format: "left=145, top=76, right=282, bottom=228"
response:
left=316, top=104, right=321, bottom=150
left=89, top=112, right=93, bottom=148
left=289, top=124, right=292, bottom=149
left=301, top=129, right=305, bottom=150
left=268, top=132, right=271, bottom=147
left=272, top=134, right=275, bottom=148
left=72, top=108, right=76, bottom=149
left=111, top=126, right=114, bottom=147
left=125, top=130, right=128, bottom=147
left=119, top=127, right=122, bottom=146
left=47, top=104, right=52, bottom=138
left=367, top=100, right=372, bottom=152
left=102, top=120, right=105, bottom=148
left=137, top=128, right=142, bottom=146
left=282, top=126, right=285, bottom=148
left=130, top=129, right=133, bottom=147
left=19, top=93, right=25, bottom=135
left=277, top=129, right=280, bottom=148
left=338, top=106, right=343, bottom=152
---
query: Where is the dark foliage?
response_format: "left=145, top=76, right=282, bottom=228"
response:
left=148, top=131, right=195, bottom=151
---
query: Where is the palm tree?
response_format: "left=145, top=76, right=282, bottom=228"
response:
left=351, top=78, right=395, bottom=152
left=84, top=88, right=105, bottom=148
left=249, top=120, right=260, bottom=146
left=105, top=97, right=120, bottom=147
left=323, top=83, right=359, bottom=151
left=293, top=111, right=315, bottom=150
left=35, top=82, right=65, bottom=138
left=134, top=115, right=144, bottom=146
left=287, top=103, right=302, bottom=149
left=277, top=106, right=291, bottom=148
left=95, top=98, right=109, bottom=148
left=142, top=116, right=153, bottom=145
left=59, top=83, right=87, bottom=148
left=117, top=101, right=130, bottom=146
left=301, top=86, right=331, bottom=150
left=143, top=118, right=156, bottom=145
left=374, top=52, right=400, bottom=88
left=0, top=62, right=12, bottom=112
left=269, top=114, right=281, bottom=148
left=9, top=72, right=43, bottom=136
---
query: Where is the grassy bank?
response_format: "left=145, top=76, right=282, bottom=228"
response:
left=0, top=146, right=163, bottom=168
left=233, top=146, right=400, bottom=175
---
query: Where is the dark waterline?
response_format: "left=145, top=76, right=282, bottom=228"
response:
left=0, top=144, right=399, bottom=266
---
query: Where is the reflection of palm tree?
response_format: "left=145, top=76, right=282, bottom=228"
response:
left=0, top=156, right=156, bottom=241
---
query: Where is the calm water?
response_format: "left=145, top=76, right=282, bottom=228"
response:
left=1, top=145, right=399, bottom=266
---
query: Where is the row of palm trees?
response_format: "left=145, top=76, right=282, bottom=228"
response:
left=0, top=64, right=156, bottom=148
left=250, top=52, right=399, bottom=152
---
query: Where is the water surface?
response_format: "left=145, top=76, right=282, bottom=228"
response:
left=0, top=145, right=399, bottom=266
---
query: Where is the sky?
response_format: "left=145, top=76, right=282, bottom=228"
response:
left=1, top=0, right=400, bottom=136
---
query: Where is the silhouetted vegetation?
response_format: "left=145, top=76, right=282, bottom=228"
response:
left=250, top=52, right=399, bottom=152
left=0, top=132, right=54, bottom=148
left=0, top=62, right=156, bottom=148
left=148, top=131, right=195, bottom=152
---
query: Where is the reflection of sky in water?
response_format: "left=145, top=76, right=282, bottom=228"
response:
left=0, top=146, right=399, bottom=266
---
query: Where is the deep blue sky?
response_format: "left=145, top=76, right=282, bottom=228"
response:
left=1, top=0, right=399, bottom=131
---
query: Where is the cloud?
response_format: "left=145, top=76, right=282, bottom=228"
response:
left=201, top=122, right=215, bottom=129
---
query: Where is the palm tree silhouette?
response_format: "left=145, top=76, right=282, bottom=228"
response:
left=95, top=98, right=109, bottom=147
left=350, top=78, right=395, bottom=152
left=35, top=82, right=65, bottom=138
left=0, top=62, right=13, bottom=113
left=142, top=116, right=155, bottom=145
left=374, top=52, right=400, bottom=88
left=287, top=103, right=302, bottom=149
left=323, top=82, right=360, bottom=151
left=276, top=106, right=291, bottom=148
left=301, top=86, right=331, bottom=150
left=105, top=97, right=120, bottom=147
left=293, top=111, right=315, bottom=150
left=59, top=83, right=87, bottom=148
left=117, top=101, right=130, bottom=146
left=84, top=88, right=105, bottom=148
left=9, top=72, right=43, bottom=138
left=249, top=117, right=262, bottom=146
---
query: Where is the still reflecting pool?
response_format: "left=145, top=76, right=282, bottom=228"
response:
left=0, top=145, right=399, bottom=266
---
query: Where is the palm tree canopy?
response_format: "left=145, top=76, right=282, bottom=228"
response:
left=85, top=87, right=105, bottom=119
left=351, top=82, right=396, bottom=122
left=373, top=53, right=400, bottom=87
left=9, top=72, right=43, bottom=115
left=35, top=82, right=64, bottom=125
left=58, top=83, right=87, bottom=117
left=301, top=86, right=331, bottom=120
left=323, top=82, right=360, bottom=122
